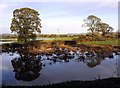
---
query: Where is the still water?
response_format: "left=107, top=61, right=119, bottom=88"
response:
left=1, top=50, right=120, bottom=86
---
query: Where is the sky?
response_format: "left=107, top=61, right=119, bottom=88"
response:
left=0, top=0, right=119, bottom=34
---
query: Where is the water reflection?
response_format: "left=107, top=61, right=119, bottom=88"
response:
left=78, top=56, right=103, bottom=68
left=5, top=46, right=117, bottom=69
left=117, top=56, right=120, bottom=77
left=11, top=50, right=42, bottom=81
left=2, top=44, right=120, bottom=83
left=41, top=50, right=105, bottom=68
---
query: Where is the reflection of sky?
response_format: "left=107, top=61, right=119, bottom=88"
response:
left=0, top=1, right=118, bottom=34
left=2, top=53, right=120, bottom=86
left=118, top=55, right=120, bottom=76
left=2, top=53, right=20, bottom=71
left=2, top=53, right=20, bottom=85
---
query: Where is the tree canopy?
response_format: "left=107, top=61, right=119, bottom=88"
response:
left=96, top=23, right=113, bottom=36
left=10, top=7, right=42, bottom=42
left=82, top=15, right=114, bottom=36
left=82, top=15, right=101, bottom=33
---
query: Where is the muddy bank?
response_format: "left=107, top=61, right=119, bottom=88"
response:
left=2, top=40, right=120, bottom=58
left=2, top=77, right=120, bottom=88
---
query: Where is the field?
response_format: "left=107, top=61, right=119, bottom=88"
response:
left=1, top=36, right=120, bottom=46
left=79, top=38, right=120, bottom=46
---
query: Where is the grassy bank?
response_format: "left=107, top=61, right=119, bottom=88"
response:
left=79, top=39, right=120, bottom=46
left=42, top=37, right=120, bottom=46
left=2, top=36, right=120, bottom=46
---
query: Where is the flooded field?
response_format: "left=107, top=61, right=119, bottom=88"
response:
left=1, top=46, right=120, bottom=86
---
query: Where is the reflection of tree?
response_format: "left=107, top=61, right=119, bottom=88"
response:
left=4, top=43, right=118, bottom=76
left=76, top=55, right=103, bottom=68
left=83, top=56, right=103, bottom=68
left=11, top=52, right=42, bottom=81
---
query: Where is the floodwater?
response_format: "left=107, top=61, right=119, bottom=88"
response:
left=1, top=48, right=120, bottom=86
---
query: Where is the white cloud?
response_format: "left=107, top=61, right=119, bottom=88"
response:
left=0, top=3, right=7, bottom=9
left=0, top=3, right=8, bottom=18
left=41, top=16, right=87, bottom=34
left=97, top=2, right=118, bottom=9
left=0, top=25, right=3, bottom=27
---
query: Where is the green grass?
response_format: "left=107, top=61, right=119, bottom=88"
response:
left=42, top=37, right=77, bottom=42
left=54, top=37, right=74, bottom=41
left=2, top=36, right=120, bottom=46
left=79, top=38, right=120, bottom=46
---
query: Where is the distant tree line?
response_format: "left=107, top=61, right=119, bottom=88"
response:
left=1, top=34, right=17, bottom=39
left=1, top=34, right=79, bottom=39
left=2, top=32, right=120, bottom=39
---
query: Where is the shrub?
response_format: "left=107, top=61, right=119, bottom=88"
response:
left=115, top=32, right=120, bottom=38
